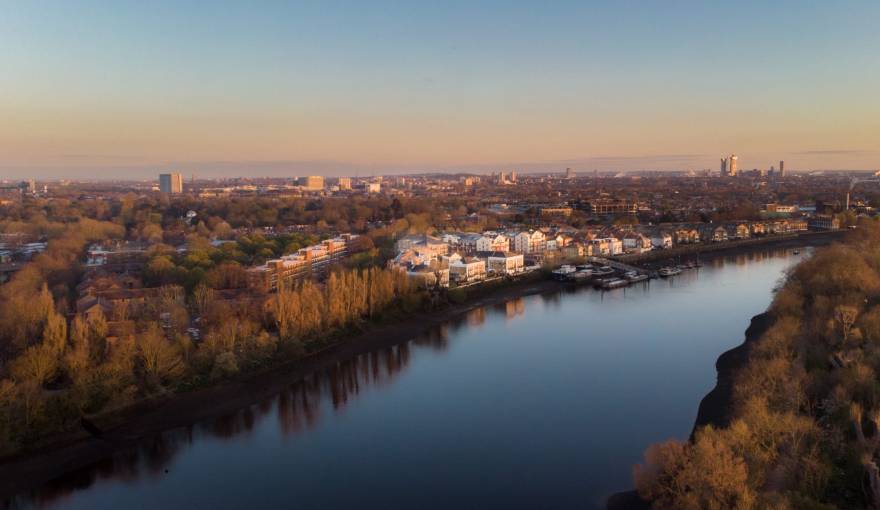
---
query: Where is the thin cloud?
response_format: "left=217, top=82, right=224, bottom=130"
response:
left=557, top=154, right=708, bottom=163
left=795, top=149, right=877, bottom=155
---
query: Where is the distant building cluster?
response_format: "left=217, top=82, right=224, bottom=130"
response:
left=491, top=171, right=518, bottom=185
left=720, top=154, right=738, bottom=177
left=718, top=156, right=787, bottom=179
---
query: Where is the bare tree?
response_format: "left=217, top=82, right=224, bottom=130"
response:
left=835, top=305, right=859, bottom=345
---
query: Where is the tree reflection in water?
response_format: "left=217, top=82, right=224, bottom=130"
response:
left=7, top=247, right=812, bottom=509
left=11, top=303, right=497, bottom=509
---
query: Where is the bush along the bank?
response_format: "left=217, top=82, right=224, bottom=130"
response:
left=633, top=218, right=880, bottom=510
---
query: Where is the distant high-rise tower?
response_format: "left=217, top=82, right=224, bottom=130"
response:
left=299, top=175, right=325, bottom=190
left=159, top=173, right=183, bottom=193
left=779, top=160, right=785, bottom=177
left=565, top=167, right=574, bottom=179
left=720, top=157, right=729, bottom=176
left=729, top=155, right=738, bottom=176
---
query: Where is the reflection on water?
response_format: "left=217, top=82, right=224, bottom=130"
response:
left=11, top=247, right=806, bottom=510
left=15, top=329, right=455, bottom=509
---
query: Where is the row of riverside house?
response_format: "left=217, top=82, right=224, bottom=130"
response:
left=389, top=216, right=839, bottom=289
left=389, top=233, right=526, bottom=288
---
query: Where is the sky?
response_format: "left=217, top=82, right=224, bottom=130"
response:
left=1, top=0, right=879, bottom=179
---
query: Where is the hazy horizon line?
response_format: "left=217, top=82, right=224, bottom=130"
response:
left=2, top=152, right=878, bottom=180
left=1, top=164, right=876, bottom=182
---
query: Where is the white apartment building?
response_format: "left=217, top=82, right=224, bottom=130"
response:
left=545, top=234, right=569, bottom=251
left=650, top=232, right=673, bottom=249
left=476, top=234, right=510, bottom=253
left=587, top=237, right=624, bottom=256
left=449, top=257, right=487, bottom=283
left=395, top=235, right=449, bottom=256
left=440, top=233, right=462, bottom=246
left=458, top=233, right=483, bottom=252
left=407, top=266, right=450, bottom=289
left=487, top=252, right=525, bottom=275
left=513, top=230, right=546, bottom=254
left=622, top=232, right=652, bottom=253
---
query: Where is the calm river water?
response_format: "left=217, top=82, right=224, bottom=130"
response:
left=13, top=248, right=806, bottom=510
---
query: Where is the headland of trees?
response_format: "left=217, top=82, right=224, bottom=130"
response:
left=623, top=219, right=880, bottom=509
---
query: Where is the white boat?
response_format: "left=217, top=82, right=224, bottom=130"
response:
left=568, top=270, right=592, bottom=282
left=552, top=265, right=577, bottom=280
left=625, top=272, right=650, bottom=283
left=593, top=265, right=615, bottom=277
left=600, top=278, right=629, bottom=289
left=658, top=266, right=682, bottom=277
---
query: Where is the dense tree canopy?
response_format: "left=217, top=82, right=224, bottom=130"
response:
left=635, top=218, right=880, bottom=509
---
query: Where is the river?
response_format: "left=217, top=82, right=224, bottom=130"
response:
left=10, top=248, right=806, bottom=509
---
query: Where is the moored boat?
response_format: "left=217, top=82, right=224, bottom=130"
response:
left=600, top=278, right=629, bottom=289
left=568, top=270, right=592, bottom=282
left=593, top=265, right=615, bottom=277
left=552, top=265, right=577, bottom=280
left=625, top=272, right=650, bottom=283
left=658, top=266, right=682, bottom=277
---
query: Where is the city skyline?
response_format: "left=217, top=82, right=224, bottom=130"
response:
left=3, top=152, right=876, bottom=181
left=2, top=1, right=879, bottom=178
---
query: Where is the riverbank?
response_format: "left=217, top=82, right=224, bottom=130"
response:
left=617, top=229, right=845, bottom=266
left=0, top=275, right=566, bottom=500
left=604, top=235, right=826, bottom=510
left=2, top=239, right=828, bottom=503
left=606, top=312, right=775, bottom=510
left=690, top=312, right=775, bottom=434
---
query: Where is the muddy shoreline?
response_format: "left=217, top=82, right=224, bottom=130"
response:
left=690, top=312, right=775, bottom=434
